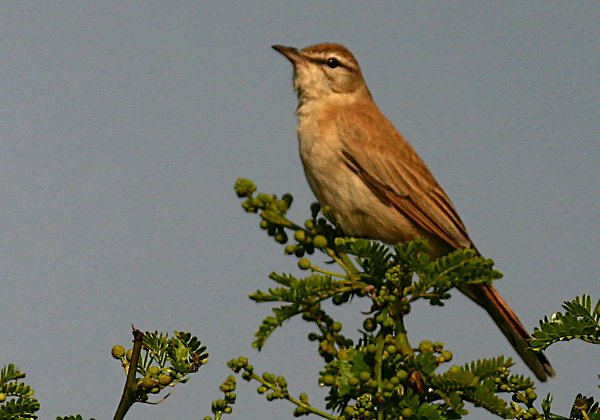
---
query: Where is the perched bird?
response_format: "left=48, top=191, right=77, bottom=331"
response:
left=272, top=42, right=555, bottom=381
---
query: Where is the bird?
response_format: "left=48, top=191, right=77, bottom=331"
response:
left=272, top=42, right=555, bottom=381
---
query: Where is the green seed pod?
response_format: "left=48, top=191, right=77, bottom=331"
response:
left=111, top=345, right=126, bottom=359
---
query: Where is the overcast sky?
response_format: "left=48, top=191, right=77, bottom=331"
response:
left=1, top=2, right=598, bottom=419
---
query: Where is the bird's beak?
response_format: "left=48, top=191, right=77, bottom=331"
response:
left=272, top=45, right=305, bottom=64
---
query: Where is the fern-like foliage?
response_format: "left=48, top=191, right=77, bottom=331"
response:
left=0, top=364, right=39, bottom=420
left=234, top=180, right=599, bottom=420
left=530, top=295, right=600, bottom=351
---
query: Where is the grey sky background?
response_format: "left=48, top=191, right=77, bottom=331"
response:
left=1, top=2, right=598, bottom=419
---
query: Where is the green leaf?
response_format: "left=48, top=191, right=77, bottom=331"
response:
left=531, top=295, right=600, bottom=351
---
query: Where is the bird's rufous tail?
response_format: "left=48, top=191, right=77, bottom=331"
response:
left=459, top=283, right=555, bottom=381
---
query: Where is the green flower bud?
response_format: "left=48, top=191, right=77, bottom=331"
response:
left=396, top=370, right=408, bottom=380
left=418, top=340, right=434, bottom=353
left=158, top=374, right=172, bottom=386
left=274, top=232, right=288, bottom=244
left=348, top=377, right=360, bottom=387
left=147, top=366, right=160, bottom=376
left=402, top=407, right=414, bottom=417
left=359, top=371, right=371, bottom=382
left=448, top=365, right=462, bottom=374
left=321, top=375, right=335, bottom=386
left=298, top=258, right=311, bottom=270
left=111, top=345, right=126, bottom=359
left=363, top=318, right=377, bottom=332
left=312, top=235, right=328, bottom=249
left=140, top=376, right=158, bottom=389
left=294, top=229, right=306, bottom=243
left=281, top=193, right=293, bottom=206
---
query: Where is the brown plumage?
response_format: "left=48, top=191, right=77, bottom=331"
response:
left=273, top=43, right=554, bottom=381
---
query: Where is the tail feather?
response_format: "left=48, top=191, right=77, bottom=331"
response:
left=459, top=283, right=555, bottom=381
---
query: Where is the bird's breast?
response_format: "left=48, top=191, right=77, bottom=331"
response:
left=296, top=110, right=424, bottom=244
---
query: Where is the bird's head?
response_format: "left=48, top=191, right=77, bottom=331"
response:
left=272, top=43, right=371, bottom=106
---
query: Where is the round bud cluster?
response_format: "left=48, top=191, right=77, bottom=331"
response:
left=214, top=375, right=237, bottom=413
left=384, top=265, right=412, bottom=290
left=370, top=285, right=399, bottom=309
left=241, top=188, right=294, bottom=244
left=510, top=401, right=543, bottom=420
left=111, top=344, right=132, bottom=370
left=234, top=178, right=257, bottom=198
left=135, top=364, right=178, bottom=396
left=304, top=309, right=352, bottom=362
left=343, top=393, right=375, bottom=419
left=292, top=392, right=311, bottom=416
left=227, top=356, right=254, bottom=381
left=285, top=202, right=338, bottom=261
left=255, top=372, right=289, bottom=401
left=417, top=340, right=453, bottom=365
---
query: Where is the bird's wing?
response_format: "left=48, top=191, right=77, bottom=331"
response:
left=337, top=108, right=472, bottom=249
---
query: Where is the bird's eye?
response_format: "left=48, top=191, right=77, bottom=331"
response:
left=326, top=57, right=341, bottom=68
